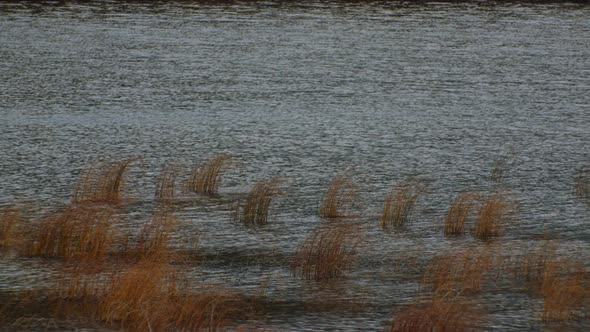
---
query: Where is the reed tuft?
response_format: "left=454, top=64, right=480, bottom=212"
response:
left=389, top=297, right=479, bottom=332
left=574, top=166, right=590, bottom=199
left=0, top=207, right=20, bottom=248
left=291, top=223, right=362, bottom=280
left=187, top=154, right=232, bottom=196
left=319, top=174, right=357, bottom=218
left=473, top=193, right=513, bottom=241
left=155, top=164, right=178, bottom=199
left=443, top=193, right=478, bottom=236
left=380, top=182, right=423, bottom=228
left=234, top=178, right=283, bottom=226
left=73, top=158, right=137, bottom=203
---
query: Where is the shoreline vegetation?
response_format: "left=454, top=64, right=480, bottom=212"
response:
left=0, top=155, right=589, bottom=331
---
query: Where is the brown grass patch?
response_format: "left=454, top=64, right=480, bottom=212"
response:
left=131, top=209, right=179, bottom=262
left=540, top=259, right=588, bottom=321
left=389, top=297, right=480, bottom=332
left=0, top=207, right=20, bottom=248
left=380, top=182, right=423, bottom=228
left=73, top=158, right=137, bottom=203
left=25, top=205, right=115, bottom=260
left=291, top=223, right=362, bottom=280
left=443, top=193, right=478, bottom=236
left=186, top=154, right=232, bottom=196
left=473, top=193, right=513, bottom=241
left=155, top=164, right=178, bottom=199
left=319, top=174, right=357, bottom=218
left=233, top=178, right=283, bottom=226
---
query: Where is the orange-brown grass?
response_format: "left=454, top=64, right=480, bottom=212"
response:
left=540, top=258, right=588, bottom=321
left=389, top=297, right=480, bottom=332
left=575, top=166, right=590, bottom=199
left=423, top=249, right=495, bottom=295
left=291, top=223, right=362, bottom=280
left=380, top=182, right=423, bottom=228
left=473, top=193, right=513, bottom=241
left=319, top=174, right=357, bottom=218
left=73, top=158, right=137, bottom=203
left=155, top=164, right=178, bottom=199
left=234, top=178, right=283, bottom=226
left=443, top=193, right=478, bottom=236
left=0, top=207, right=19, bottom=248
left=25, top=205, right=114, bottom=260
left=186, top=154, right=232, bottom=196
left=131, top=210, right=179, bottom=262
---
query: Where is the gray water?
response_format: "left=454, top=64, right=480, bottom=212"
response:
left=1, top=1, right=590, bottom=330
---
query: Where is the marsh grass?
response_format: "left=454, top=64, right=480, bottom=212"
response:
left=389, top=297, right=479, bottom=332
left=319, top=174, right=357, bottom=218
left=0, top=207, right=19, bottom=248
left=186, top=154, right=232, bottom=196
left=380, top=182, right=424, bottom=229
left=234, top=178, right=283, bottom=226
left=540, top=258, right=588, bottom=321
left=73, top=158, right=137, bottom=203
left=132, top=210, right=179, bottom=262
left=291, top=223, right=362, bottom=280
left=473, top=193, right=514, bottom=241
left=25, top=205, right=115, bottom=260
left=155, top=164, right=178, bottom=199
left=443, top=193, right=478, bottom=236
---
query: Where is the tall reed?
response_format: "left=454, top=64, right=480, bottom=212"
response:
left=155, top=164, right=178, bottom=199
left=473, top=193, right=512, bottom=241
left=73, top=158, right=137, bottom=203
left=443, top=193, right=478, bottom=236
left=319, top=174, right=357, bottom=218
left=187, top=154, right=232, bottom=196
left=26, top=205, right=114, bottom=260
left=380, top=182, right=423, bottom=228
left=234, top=178, right=283, bottom=226
left=291, top=223, right=361, bottom=280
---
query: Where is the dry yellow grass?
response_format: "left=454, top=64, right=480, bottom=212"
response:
left=380, top=182, right=423, bottom=228
left=0, top=207, right=19, bottom=248
left=155, top=164, right=178, bottom=199
left=443, top=193, right=478, bottom=236
left=25, top=205, right=115, bottom=260
left=291, top=223, right=362, bottom=280
left=389, top=297, right=480, bottom=332
left=473, top=193, right=513, bottom=241
left=187, top=154, right=232, bottom=196
left=234, top=177, right=283, bottom=226
left=319, top=174, right=357, bottom=218
left=73, top=158, right=137, bottom=203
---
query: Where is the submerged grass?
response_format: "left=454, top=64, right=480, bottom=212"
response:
left=291, top=223, right=362, bottom=280
left=319, top=174, right=357, bottom=218
left=234, top=177, right=283, bottom=226
left=186, top=154, right=232, bottom=196
left=380, top=181, right=424, bottom=229
left=73, top=158, right=137, bottom=203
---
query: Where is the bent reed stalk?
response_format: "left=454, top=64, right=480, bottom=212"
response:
left=73, top=158, right=138, bottom=203
left=187, top=154, right=232, bottom=196
left=234, top=177, right=283, bottom=226
left=443, top=192, right=478, bottom=236
left=319, top=174, right=357, bottom=218
left=155, top=164, right=178, bottom=199
left=380, top=182, right=424, bottom=228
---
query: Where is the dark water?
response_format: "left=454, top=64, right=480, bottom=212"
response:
left=1, top=1, right=589, bottom=330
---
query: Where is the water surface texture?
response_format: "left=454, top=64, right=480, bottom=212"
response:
left=1, top=1, right=590, bottom=330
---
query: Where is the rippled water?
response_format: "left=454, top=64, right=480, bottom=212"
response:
left=1, top=1, right=589, bottom=330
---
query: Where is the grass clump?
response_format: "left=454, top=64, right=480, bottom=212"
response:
left=132, top=210, right=179, bottom=261
left=540, top=258, right=588, bottom=321
left=380, top=182, right=424, bottom=228
left=389, top=297, right=480, bottom=332
left=155, top=164, right=178, bottom=199
left=291, top=223, right=362, bottom=280
left=0, top=207, right=20, bottom=248
left=443, top=193, right=478, bottom=236
left=186, top=154, right=232, bottom=196
left=473, top=193, right=513, bottom=241
left=319, top=174, right=357, bottom=218
left=25, top=205, right=115, bottom=260
left=234, top=178, right=283, bottom=226
left=73, top=158, right=137, bottom=203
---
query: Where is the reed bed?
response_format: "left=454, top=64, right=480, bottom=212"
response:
left=389, top=297, right=479, bottom=332
left=291, top=223, right=362, bottom=280
left=131, top=209, right=179, bottom=261
left=73, top=158, right=137, bottom=203
left=319, top=174, right=357, bottom=218
left=380, top=182, right=424, bottom=228
left=443, top=193, right=478, bottom=236
left=25, top=205, right=115, bottom=260
left=155, top=164, right=178, bottom=199
left=186, top=154, right=232, bottom=196
left=0, top=207, right=19, bottom=248
left=234, top=177, right=283, bottom=226
left=541, top=259, right=588, bottom=321
left=473, top=193, right=513, bottom=241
